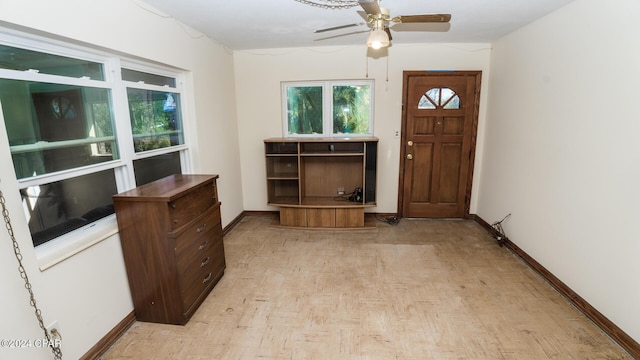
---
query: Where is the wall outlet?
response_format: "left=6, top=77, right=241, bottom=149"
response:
left=394, top=130, right=400, bottom=137
left=46, top=320, right=61, bottom=340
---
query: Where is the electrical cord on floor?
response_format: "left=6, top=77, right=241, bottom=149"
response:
left=491, top=213, right=511, bottom=246
left=376, top=215, right=400, bottom=225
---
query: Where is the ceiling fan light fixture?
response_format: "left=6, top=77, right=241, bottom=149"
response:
left=366, top=28, right=389, bottom=49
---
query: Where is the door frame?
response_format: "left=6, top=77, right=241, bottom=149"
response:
left=397, top=70, right=482, bottom=219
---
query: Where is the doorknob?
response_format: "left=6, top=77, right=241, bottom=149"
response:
left=407, top=140, right=413, bottom=146
left=406, top=154, right=413, bottom=160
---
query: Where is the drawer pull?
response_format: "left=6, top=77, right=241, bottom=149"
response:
left=203, top=272, right=212, bottom=284
left=200, top=257, right=210, bottom=267
left=198, top=240, right=209, bottom=250
left=196, top=224, right=207, bottom=232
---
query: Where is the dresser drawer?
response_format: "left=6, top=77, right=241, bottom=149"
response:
left=175, top=221, right=223, bottom=276
left=172, top=205, right=225, bottom=311
left=179, top=238, right=225, bottom=310
left=168, top=181, right=217, bottom=230
left=172, top=205, right=221, bottom=259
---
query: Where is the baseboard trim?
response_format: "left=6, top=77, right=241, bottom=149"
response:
left=80, top=310, right=136, bottom=360
left=223, top=211, right=249, bottom=236
left=472, top=214, right=640, bottom=359
left=241, top=210, right=279, bottom=217
left=223, top=211, right=279, bottom=234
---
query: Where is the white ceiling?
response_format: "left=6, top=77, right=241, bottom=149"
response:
left=140, top=0, right=575, bottom=50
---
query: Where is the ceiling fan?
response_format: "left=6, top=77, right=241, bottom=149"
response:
left=314, top=0, right=451, bottom=49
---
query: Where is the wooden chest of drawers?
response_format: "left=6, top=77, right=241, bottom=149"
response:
left=113, top=174, right=225, bottom=325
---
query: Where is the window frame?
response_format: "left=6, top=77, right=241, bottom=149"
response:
left=281, top=79, right=374, bottom=138
left=119, top=61, right=191, bottom=185
left=0, top=29, right=192, bottom=270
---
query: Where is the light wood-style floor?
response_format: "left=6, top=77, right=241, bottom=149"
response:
left=102, top=215, right=631, bottom=359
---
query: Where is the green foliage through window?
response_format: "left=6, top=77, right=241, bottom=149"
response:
left=127, top=89, right=184, bottom=152
left=283, top=80, right=373, bottom=137
left=286, top=86, right=322, bottom=135
left=332, top=85, right=370, bottom=134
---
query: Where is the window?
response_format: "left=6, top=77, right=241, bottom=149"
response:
left=3, top=80, right=117, bottom=178
left=22, top=169, right=118, bottom=247
left=133, top=151, right=182, bottom=186
left=282, top=80, right=373, bottom=137
left=127, top=89, right=184, bottom=152
left=418, top=87, right=461, bottom=109
left=0, top=34, right=190, bottom=254
left=122, top=68, right=184, bottom=153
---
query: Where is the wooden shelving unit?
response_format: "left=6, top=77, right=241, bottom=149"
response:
left=264, top=137, right=378, bottom=228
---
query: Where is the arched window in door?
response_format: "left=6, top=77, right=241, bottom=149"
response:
left=418, top=87, right=461, bottom=109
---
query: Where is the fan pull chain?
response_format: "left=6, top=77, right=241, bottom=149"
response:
left=386, top=54, right=389, bottom=86
left=365, top=52, right=369, bottom=78
left=0, top=185, right=63, bottom=360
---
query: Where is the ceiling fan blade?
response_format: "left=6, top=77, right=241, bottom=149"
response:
left=315, top=23, right=364, bottom=33
left=314, top=29, right=371, bottom=42
left=358, top=0, right=381, bottom=16
left=392, top=14, right=452, bottom=24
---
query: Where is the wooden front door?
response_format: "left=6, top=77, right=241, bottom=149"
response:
left=398, top=71, right=481, bottom=218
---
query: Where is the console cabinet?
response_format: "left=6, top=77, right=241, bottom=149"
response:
left=264, top=138, right=378, bottom=228
left=113, top=174, right=225, bottom=325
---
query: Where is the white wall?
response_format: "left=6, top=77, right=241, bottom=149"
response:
left=478, top=0, right=640, bottom=343
left=0, top=1, right=242, bottom=359
left=234, top=44, right=492, bottom=213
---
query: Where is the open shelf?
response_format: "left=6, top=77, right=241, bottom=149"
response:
left=265, top=141, right=298, bottom=154
left=301, top=141, right=364, bottom=155
left=266, top=157, right=298, bottom=179
left=267, top=179, right=299, bottom=205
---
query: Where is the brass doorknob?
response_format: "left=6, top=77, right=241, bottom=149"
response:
left=406, top=154, right=413, bottom=160
left=407, top=140, right=413, bottom=146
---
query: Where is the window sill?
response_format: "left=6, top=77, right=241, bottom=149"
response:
left=35, top=215, right=119, bottom=271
